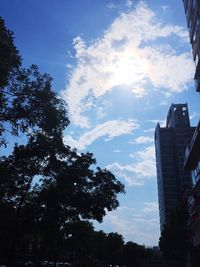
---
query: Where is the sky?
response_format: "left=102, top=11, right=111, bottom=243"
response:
left=1, top=0, right=200, bottom=247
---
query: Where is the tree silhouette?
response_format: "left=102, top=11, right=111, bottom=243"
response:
left=0, top=17, right=21, bottom=88
left=96, top=232, right=124, bottom=265
left=0, top=16, right=125, bottom=266
left=0, top=17, right=69, bottom=147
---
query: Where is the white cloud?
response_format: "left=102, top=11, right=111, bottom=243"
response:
left=134, top=136, right=154, bottom=144
left=66, top=63, right=73, bottom=69
left=95, top=203, right=159, bottom=246
left=148, top=119, right=166, bottom=127
left=143, top=47, right=193, bottom=92
left=159, top=100, right=169, bottom=106
left=107, top=3, right=118, bottom=9
left=142, top=202, right=159, bottom=213
left=113, top=149, right=121, bottom=153
left=131, top=86, right=147, bottom=97
left=96, top=100, right=112, bottom=120
left=190, top=112, right=200, bottom=121
left=107, top=0, right=133, bottom=10
left=135, top=145, right=155, bottom=160
left=62, top=2, right=194, bottom=127
left=126, top=0, right=133, bottom=8
left=143, top=128, right=155, bottom=133
left=64, top=119, right=139, bottom=150
left=96, top=106, right=106, bottom=120
left=106, top=146, right=156, bottom=186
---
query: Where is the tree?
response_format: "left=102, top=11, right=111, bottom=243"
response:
left=0, top=17, right=21, bottom=88
left=122, top=241, right=151, bottom=267
left=96, top=232, right=124, bottom=265
left=0, top=16, right=125, bottom=266
left=0, top=17, right=69, bottom=147
left=34, top=147, right=124, bottom=264
left=0, top=97, right=124, bottom=266
left=62, top=220, right=95, bottom=261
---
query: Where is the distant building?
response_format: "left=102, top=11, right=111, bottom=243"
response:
left=182, top=0, right=200, bottom=92
left=155, top=103, right=195, bottom=231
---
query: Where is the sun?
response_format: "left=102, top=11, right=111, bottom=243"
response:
left=107, top=49, right=148, bottom=87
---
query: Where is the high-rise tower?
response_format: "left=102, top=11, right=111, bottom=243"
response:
left=182, top=0, right=200, bottom=252
left=182, top=0, right=200, bottom=92
left=155, top=103, right=195, bottom=230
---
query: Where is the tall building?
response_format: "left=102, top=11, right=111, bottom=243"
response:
left=182, top=0, right=200, bottom=92
left=184, top=121, right=200, bottom=249
left=155, top=103, right=195, bottom=230
left=182, top=0, right=200, bottom=258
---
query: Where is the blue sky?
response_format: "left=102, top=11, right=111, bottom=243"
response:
left=1, top=0, right=200, bottom=246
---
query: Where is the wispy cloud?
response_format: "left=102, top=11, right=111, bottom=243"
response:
left=113, top=149, right=121, bottom=153
left=142, top=202, right=159, bottom=213
left=106, top=146, right=156, bottom=186
left=96, top=100, right=112, bottom=120
left=64, top=119, right=139, bottom=150
left=143, top=128, right=155, bottom=133
left=190, top=111, right=200, bottom=121
left=126, top=0, right=133, bottom=8
left=148, top=119, right=166, bottom=127
left=131, top=86, right=147, bottom=97
left=107, top=0, right=133, bottom=10
left=96, top=202, right=159, bottom=246
left=134, top=135, right=154, bottom=144
left=159, top=100, right=169, bottom=106
left=107, top=2, right=118, bottom=9
left=62, top=1, right=193, bottom=128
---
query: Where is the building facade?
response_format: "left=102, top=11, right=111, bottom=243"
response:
left=182, top=1, right=200, bottom=261
left=184, top=121, right=200, bottom=247
left=155, top=103, right=195, bottom=231
left=182, top=0, right=200, bottom=92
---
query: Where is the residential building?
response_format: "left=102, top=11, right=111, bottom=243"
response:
left=182, top=0, right=200, bottom=92
left=155, top=103, right=195, bottom=231
left=182, top=1, right=200, bottom=261
left=184, top=121, right=200, bottom=249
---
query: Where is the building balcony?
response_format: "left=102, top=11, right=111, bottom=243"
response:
left=184, top=120, right=200, bottom=170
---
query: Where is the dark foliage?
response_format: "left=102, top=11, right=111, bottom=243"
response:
left=0, top=17, right=21, bottom=88
left=0, top=16, right=125, bottom=266
left=0, top=17, right=69, bottom=146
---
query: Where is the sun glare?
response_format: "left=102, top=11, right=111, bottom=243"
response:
left=108, top=50, right=147, bottom=87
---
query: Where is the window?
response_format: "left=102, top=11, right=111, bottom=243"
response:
left=192, top=16, right=200, bottom=44
left=192, top=28, right=197, bottom=43
left=195, top=53, right=199, bottom=66
left=192, top=163, right=200, bottom=184
left=198, top=161, right=200, bottom=170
